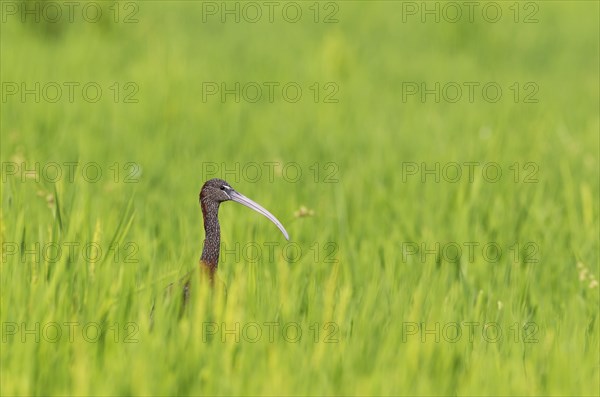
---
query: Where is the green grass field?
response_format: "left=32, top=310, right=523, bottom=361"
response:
left=1, top=1, right=598, bottom=395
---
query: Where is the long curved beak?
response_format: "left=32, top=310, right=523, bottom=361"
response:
left=229, top=190, right=290, bottom=240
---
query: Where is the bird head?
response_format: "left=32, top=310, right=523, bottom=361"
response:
left=200, top=178, right=290, bottom=240
left=200, top=178, right=236, bottom=203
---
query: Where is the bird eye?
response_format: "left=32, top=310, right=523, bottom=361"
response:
left=220, top=186, right=225, bottom=190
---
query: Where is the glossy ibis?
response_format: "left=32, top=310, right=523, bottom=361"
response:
left=197, top=178, right=289, bottom=282
left=151, top=178, right=289, bottom=323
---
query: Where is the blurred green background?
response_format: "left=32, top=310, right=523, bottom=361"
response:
left=1, top=1, right=598, bottom=395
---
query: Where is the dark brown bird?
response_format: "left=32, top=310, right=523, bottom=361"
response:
left=152, top=178, right=289, bottom=322
left=197, top=178, right=289, bottom=282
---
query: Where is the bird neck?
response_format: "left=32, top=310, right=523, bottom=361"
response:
left=200, top=200, right=221, bottom=273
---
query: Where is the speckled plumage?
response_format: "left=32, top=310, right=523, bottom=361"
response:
left=199, top=178, right=232, bottom=279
